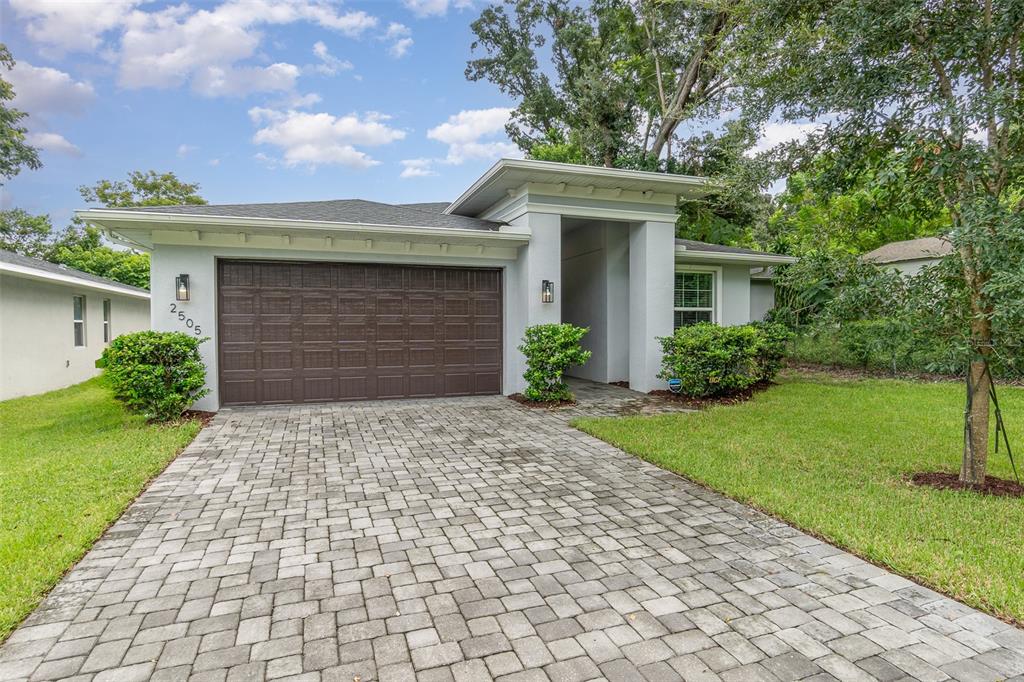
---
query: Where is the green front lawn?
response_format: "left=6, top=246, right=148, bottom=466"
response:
left=575, top=373, right=1024, bottom=623
left=0, top=379, right=201, bottom=641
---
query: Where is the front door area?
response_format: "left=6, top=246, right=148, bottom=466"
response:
left=217, top=260, right=502, bottom=405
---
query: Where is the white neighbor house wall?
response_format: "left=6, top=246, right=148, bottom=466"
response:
left=0, top=274, right=150, bottom=400
left=150, top=244, right=527, bottom=411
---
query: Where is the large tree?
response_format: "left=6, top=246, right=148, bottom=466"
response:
left=736, top=0, right=1024, bottom=484
left=466, top=0, right=737, bottom=167
left=79, top=170, right=207, bottom=208
left=0, top=44, right=41, bottom=185
left=3, top=171, right=207, bottom=289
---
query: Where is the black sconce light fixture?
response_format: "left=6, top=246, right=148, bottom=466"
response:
left=541, top=279, right=554, bottom=303
left=175, top=274, right=191, bottom=301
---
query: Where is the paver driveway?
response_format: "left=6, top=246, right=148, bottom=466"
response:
left=2, top=382, right=1023, bottom=682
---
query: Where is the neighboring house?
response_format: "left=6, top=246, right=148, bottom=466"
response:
left=78, top=159, right=795, bottom=410
left=861, top=236, right=953, bottom=275
left=0, top=250, right=150, bottom=400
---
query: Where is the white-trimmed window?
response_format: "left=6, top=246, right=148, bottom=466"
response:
left=73, top=295, right=86, bottom=347
left=103, top=299, right=112, bottom=343
left=674, top=270, right=716, bottom=328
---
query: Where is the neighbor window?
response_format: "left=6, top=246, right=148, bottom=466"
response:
left=73, top=295, right=86, bottom=347
left=103, top=299, right=112, bottom=343
left=674, top=271, right=715, bottom=328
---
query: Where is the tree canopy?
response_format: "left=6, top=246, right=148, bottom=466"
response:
left=0, top=44, right=41, bottom=185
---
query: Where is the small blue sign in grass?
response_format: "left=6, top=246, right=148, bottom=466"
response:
left=667, top=378, right=682, bottom=394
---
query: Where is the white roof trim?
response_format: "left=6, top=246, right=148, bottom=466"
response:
left=77, top=209, right=530, bottom=244
left=0, top=261, right=151, bottom=299
left=674, top=245, right=797, bottom=265
left=446, top=158, right=710, bottom=217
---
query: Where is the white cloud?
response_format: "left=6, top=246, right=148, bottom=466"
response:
left=26, top=132, right=82, bottom=157
left=389, top=38, right=414, bottom=59
left=191, top=63, right=301, bottom=97
left=750, top=121, right=823, bottom=156
left=13, top=0, right=380, bottom=98
left=427, top=107, right=518, bottom=164
left=249, top=108, right=406, bottom=169
left=402, top=0, right=475, bottom=18
left=7, top=62, right=95, bottom=118
left=400, top=158, right=436, bottom=178
left=8, top=0, right=141, bottom=55
left=385, top=22, right=412, bottom=39
left=312, top=41, right=354, bottom=75
left=208, top=158, right=221, bottom=167
left=177, top=144, right=198, bottom=158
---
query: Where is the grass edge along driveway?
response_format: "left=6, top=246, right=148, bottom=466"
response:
left=574, top=372, right=1024, bottom=624
left=0, top=378, right=202, bottom=641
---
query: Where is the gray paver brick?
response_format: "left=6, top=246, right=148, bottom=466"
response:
left=2, top=380, right=1022, bottom=682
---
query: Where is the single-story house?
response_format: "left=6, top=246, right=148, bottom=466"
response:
left=78, top=159, right=795, bottom=410
left=861, top=236, right=953, bottom=275
left=0, top=249, right=150, bottom=400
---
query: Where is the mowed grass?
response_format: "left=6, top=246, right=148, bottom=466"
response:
left=574, top=372, right=1024, bottom=623
left=0, top=379, right=201, bottom=641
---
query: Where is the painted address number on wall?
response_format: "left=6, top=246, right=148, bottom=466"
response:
left=168, top=303, right=202, bottom=336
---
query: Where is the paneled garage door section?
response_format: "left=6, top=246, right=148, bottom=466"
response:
left=218, top=261, right=502, bottom=405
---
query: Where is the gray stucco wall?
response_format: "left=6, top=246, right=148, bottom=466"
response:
left=0, top=274, right=150, bottom=400
left=561, top=221, right=630, bottom=383
left=750, top=280, right=775, bottom=321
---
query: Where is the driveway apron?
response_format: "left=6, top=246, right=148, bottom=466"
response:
left=1, top=382, right=1022, bottom=682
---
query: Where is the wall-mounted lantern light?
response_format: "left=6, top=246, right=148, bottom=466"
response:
left=541, top=279, right=555, bottom=304
left=175, top=274, right=191, bottom=301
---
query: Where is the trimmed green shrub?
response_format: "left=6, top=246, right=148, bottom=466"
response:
left=99, top=331, right=209, bottom=421
left=658, top=322, right=791, bottom=398
left=518, top=323, right=592, bottom=402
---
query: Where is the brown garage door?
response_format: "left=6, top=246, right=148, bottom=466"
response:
left=217, top=260, right=502, bottom=405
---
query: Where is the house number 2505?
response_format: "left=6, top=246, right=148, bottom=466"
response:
left=168, top=303, right=202, bottom=336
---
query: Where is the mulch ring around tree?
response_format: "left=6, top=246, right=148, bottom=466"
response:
left=647, top=380, right=773, bottom=410
left=508, top=394, right=578, bottom=409
left=909, top=471, right=1024, bottom=498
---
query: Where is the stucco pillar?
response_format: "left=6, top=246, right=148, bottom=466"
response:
left=505, top=211, right=562, bottom=393
left=629, top=220, right=675, bottom=393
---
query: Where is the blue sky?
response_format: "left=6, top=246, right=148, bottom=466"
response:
left=0, top=0, right=523, bottom=226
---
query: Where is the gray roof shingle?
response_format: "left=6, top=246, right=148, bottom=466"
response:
left=104, top=199, right=501, bottom=231
left=675, top=238, right=789, bottom=258
left=861, top=236, right=952, bottom=264
left=0, top=249, right=150, bottom=294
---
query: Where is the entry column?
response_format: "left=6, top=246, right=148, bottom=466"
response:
left=629, top=220, right=675, bottom=393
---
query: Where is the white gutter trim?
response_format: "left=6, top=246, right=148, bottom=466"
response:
left=674, top=246, right=797, bottom=265
left=0, top=262, right=151, bottom=299
left=445, top=158, right=710, bottom=215
left=76, top=209, right=530, bottom=242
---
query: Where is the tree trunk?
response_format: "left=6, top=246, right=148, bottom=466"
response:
left=960, top=247, right=993, bottom=485
left=961, top=357, right=990, bottom=485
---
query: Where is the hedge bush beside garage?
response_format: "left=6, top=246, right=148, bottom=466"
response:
left=99, top=331, right=209, bottom=421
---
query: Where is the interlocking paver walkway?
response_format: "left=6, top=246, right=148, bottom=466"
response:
left=3, top=381, right=1023, bottom=681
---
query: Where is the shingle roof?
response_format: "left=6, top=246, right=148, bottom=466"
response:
left=397, top=202, right=453, bottom=213
left=104, top=199, right=501, bottom=231
left=861, top=237, right=953, bottom=264
left=0, top=249, right=150, bottom=294
left=675, top=238, right=781, bottom=257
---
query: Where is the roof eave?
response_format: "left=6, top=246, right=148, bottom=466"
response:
left=674, top=246, right=797, bottom=265
left=0, top=261, right=151, bottom=299
left=76, top=209, right=531, bottom=244
left=445, top=158, right=712, bottom=217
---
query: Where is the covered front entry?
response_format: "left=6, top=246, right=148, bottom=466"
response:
left=217, top=260, right=502, bottom=405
